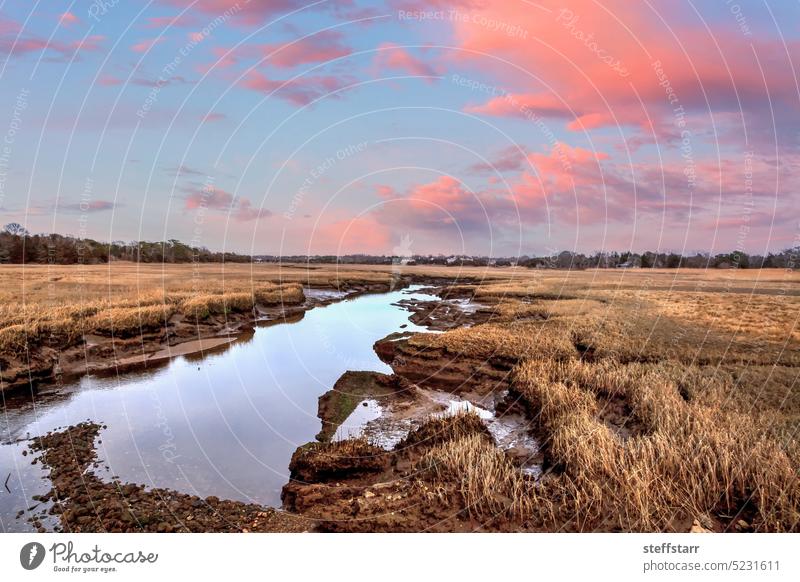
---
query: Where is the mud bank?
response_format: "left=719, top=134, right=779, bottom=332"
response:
left=373, top=332, right=516, bottom=392
left=391, top=296, right=495, bottom=331
left=25, top=422, right=310, bottom=533
left=315, top=371, right=404, bottom=442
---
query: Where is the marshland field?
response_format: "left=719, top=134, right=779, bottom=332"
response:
left=1, top=263, right=799, bottom=533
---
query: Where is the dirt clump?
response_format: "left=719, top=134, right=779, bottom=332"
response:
left=287, top=439, right=390, bottom=483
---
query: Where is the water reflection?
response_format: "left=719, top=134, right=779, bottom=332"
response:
left=1, top=287, right=431, bottom=531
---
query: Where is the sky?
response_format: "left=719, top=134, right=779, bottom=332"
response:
left=0, top=0, right=798, bottom=257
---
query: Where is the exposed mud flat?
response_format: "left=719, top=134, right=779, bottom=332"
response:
left=316, top=371, right=405, bottom=442
left=322, top=378, right=542, bottom=476
left=391, top=296, right=494, bottom=331
left=284, top=284, right=547, bottom=527
left=23, top=422, right=309, bottom=533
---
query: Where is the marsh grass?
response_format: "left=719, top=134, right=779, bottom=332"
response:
left=515, top=359, right=800, bottom=531
left=419, top=431, right=536, bottom=520
left=391, top=269, right=800, bottom=531
left=3, top=263, right=799, bottom=531
left=90, top=304, right=177, bottom=337
left=0, top=274, right=307, bottom=352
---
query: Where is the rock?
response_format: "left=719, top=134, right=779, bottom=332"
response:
left=286, top=440, right=388, bottom=483
left=689, top=519, right=711, bottom=533
left=373, top=332, right=414, bottom=364
left=315, top=371, right=396, bottom=442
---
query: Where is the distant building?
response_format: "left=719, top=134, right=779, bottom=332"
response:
left=617, top=259, right=641, bottom=269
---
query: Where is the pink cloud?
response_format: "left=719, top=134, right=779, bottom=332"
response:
left=69, top=35, right=105, bottom=53
left=469, top=146, right=529, bottom=174
left=0, top=14, right=105, bottom=60
left=404, top=176, right=478, bottom=217
left=184, top=187, right=271, bottom=222
left=453, top=0, right=800, bottom=144
left=373, top=43, right=441, bottom=79
left=263, top=31, right=351, bottom=68
left=185, top=188, right=233, bottom=210
left=98, top=75, right=123, bottom=86
left=311, top=215, right=392, bottom=255
left=0, top=15, right=19, bottom=36
left=159, top=0, right=312, bottom=27
left=366, top=141, right=782, bottom=246
left=59, top=12, right=79, bottom=27
left=240, top=70, right=349, bottom=105
left=373, top=175, right=512, bottom=233
left=195, top=46, right=238, bottom=73
left=198, top=32, right=351, bottom=74
left=130, top=38, right=163, bottom=53
left=508, top=143, right=692, bottom=226
left=202, top=112, right=227, bottom=123
left=234, top=198, right=272, bottom=222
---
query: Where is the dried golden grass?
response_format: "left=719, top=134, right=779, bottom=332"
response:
left=90, top=304, right=176, bottom=336
left=419, top=431, right=536, bottom=520
left=0, top=323, right=39, bottom=355
left=408, top=320, right=577, bottom=361
left=649, top=291, right=800, bottom=343
left=514, top=359, right=800, bottom=531
left=399, top=410, right=489, bottom=450
left=180, top=292, right=253, bottom=321
left=0, top=317, right=87, bottom=354
left=0, top=270, right=311, bottom=351
left=253, top=283, right=305, bottom=305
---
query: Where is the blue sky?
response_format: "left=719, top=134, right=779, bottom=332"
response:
left=1, top=1, right=798, bottom=256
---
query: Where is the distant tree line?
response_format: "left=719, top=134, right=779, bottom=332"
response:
left=0, top=223, right=250, bottom=264
left=257, top=248, right=800, bottom=270
left=517, top=249, right=800, bottom=270
left=2, top=223, right=797, bottom=268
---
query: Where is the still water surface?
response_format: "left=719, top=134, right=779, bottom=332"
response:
left=0, top=287, right=431, bottom=531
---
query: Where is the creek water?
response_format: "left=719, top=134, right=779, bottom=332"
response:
left=0, top=286, right=433, bottom=531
